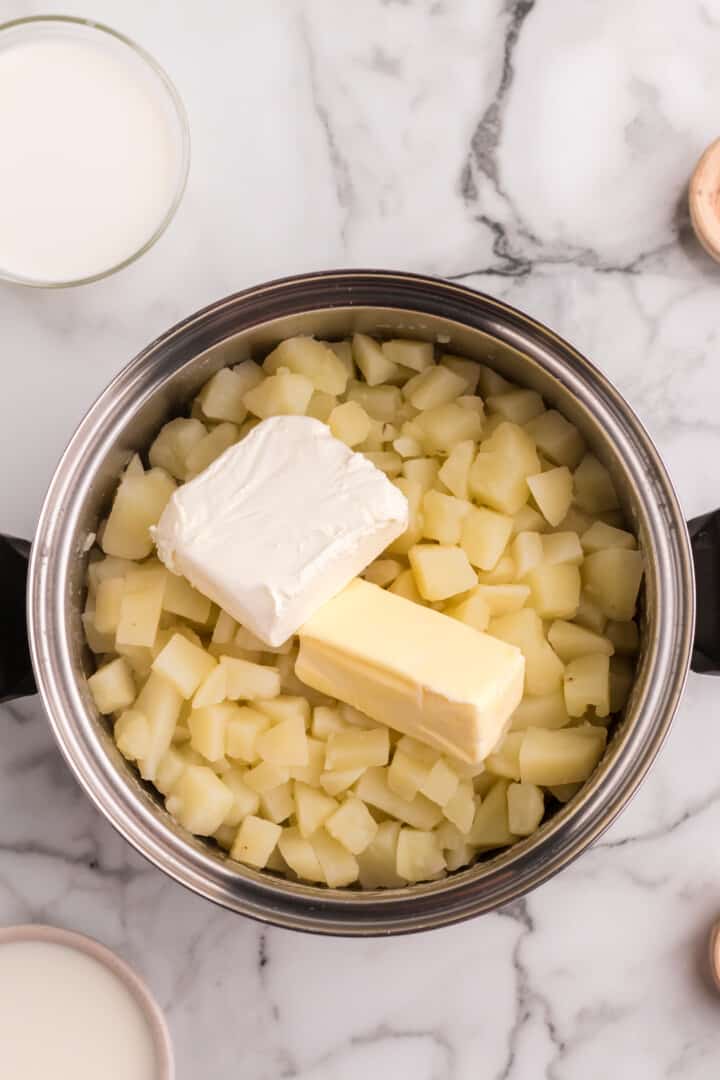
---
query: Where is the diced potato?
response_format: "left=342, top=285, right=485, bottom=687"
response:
left=574, top=591, right=608, bottom=634
left=422, top=490, right=471, bottom=544
left=94, top=576, right=125, bottom=635
left=542, top=531, right=583, bottom=567
left=163, top=573, right=212, bottom=624
left=548, top=620, right=614, bottom=663
left=221, top=657, right=281, bottom=701
left=519, top=726, right=607, bottom=785
left=481, top=421, right=540, bottom=476
left=574, top=454, right=619, bottom=513
left=225, top=705, right=271, bottom=762
left=114, top=709, right=151, bottom=762
left=396, top=828, right=445, bottom=882
left=437, top=440, right=474, bottom=500
left=365, top=450, right=403, bottom=477
left=387, top=749, right=430, bottom=801
left=418, top=758, right=460, bottom=806
left=88, top=657, right=136, bottom=715
left=244, top=760, right=290, bottom=794
left=185, top=422, right=239, bottom=478
left=192, top=663, right=228, bottom=709
left=263, top=336, right=349, bottom=395
left=363, top=558, right=403, bottom=588
left=325, top=728, right=389, bottom=771
left=198, top=368, right=248, bottom=424
left=524, top=410, right=586, bottom=469
left=606, top=620, right=640, bottom=655
left=289, top=736, right=326, bottom=786
left=415, top=403, right=483, bottom=453
left=393, top=435, right=423, bottom=458
left=610, top=655, right=635, bottom=712
left=528, top=467, right=572, bottom=527
left=388, top=567, right=424, bottom=604
left=154, top=747, right=186, bottom=796
left=469, top=451, right=528, bottom=515
left=329, top=400, right=371, bottom=447
left=149, top=418, right=207, bottom=480
left=475, top=364, right=512, bottom=397
left=230, top=358, right=265, bottom=395
left=243, top=370, right=314, bottom=419
left=456, top=395, right=485, bottom=416
left=134, top=671, right=184, bottom=780
left=115, top=567, right=166, bottom=648
left=352, top=333, right=401, bottom=386
left=469, top=780, right=516, bottom=848
left=319, top=768, right=365, bottom=797
left=278, top=826, right=324, bottom=882
left=403, top=456, right=441, bottom=493
left=489, top=608, right=565, bottom=696
left=256, top=716, right=309, bottom=767
left=221, top=768, right=260, bottom=825
left=564, top=654, right=610, bottom=717
left=395, top=734, right=439, bottom=766
left=357, top=820, right=404, bottom=889
left=387, top=477, right=423, bottom=555
left=256, top=695, right=310, bottom=727
left=510, top=690, right=569, bottom=731
left=511, top=531, right=543, bottom=579
left=548, top=782, right=582, bottom=803
left=440, top=354, right=480, bottom=393
left=507, top=782, right=545, bottom=836
left=381, top=339, right=434, bottom=373
left=408, top=543, right=477, bottom=601
left=355, top=767, right=443, bottom=829
left=211, top=610, right=237, bottom=646
left=403, top=365, right=466, bottom=410
left=306, top=391, right=337, bottom=422
left=346, top=380, right=402, bottom=422
left=102, top=467, right=176, bottom=560
left=485, top=731, right=524, bottom=780
left=167, top=765, right=234, bottom=835
left=461, top=506, right=513, bottom=571
left=189, top=703, right=235, bottom=762
left=152, top=632, right=216, bottom=698
left=487, top=389, right=544, bottom=425
left=311, top=828, right=359, bottom=887
left=580, top=520, right=636, bottom=553
left=511, top=506, right=547, bottom=536
left=325, top=797, right=378, bottom=855
left=582, top=549, right=644, bottom=621
left=259, top=781, right=295, bottom=824
left=442, top=780, right=475, bottom=833
left=473, top=583, right=529, bottom=615
left=444, top=590, right=490, bottom=632
left=293, top=781, right=338, bottom=837
left=445, top=843, right=475, bottom=872
left=526, top=564, right=581, bottom=620
left=311, top=705, right=346, bottom=739
left=230, top=814, right=282, bottom=868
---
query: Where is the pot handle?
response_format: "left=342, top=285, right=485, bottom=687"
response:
left=0, top=534, right=36, bottom=701
left=689, top=510, right=720, bottom=674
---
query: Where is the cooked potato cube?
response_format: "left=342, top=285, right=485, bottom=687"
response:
left=351, top=332, right=401, bottom=386
left=185, top=422, right=239, bottom=479
left=243, top=370, right=314, bottom=419
left=278, top=826, right=324, bottom=882
left=392, top=435, right=423, bottom=458
left=149, top=418, right=207, bottom=480
left=152, top=632, right=216, bottom=698
left=469, top=779, right=515, bottom=848
left=244, top=760, right=290, bottom=794
left=574, top=454, right=619, bottom=513
left=403, top=456, right=441, bottom=493
left=211, top=610, right=237, bottom=646
left=192, top=663, right=228, bottom=709
left=256, top=716, right=308, bottom=767
left=574, top=591, right=608, bottom=634
left=457, top=395, right=485, bottom=416
left=481, top=421, right=540, bottom=476
left=311, top=705, right=346, bottom=739
left=387, top=477, right=423, bottom=555
left=610, top=655, right=635, bottom=712
left=325, top=728, right=389, bottom=771
left=473, top=583, right=530, bottom=615
left=357, top=820, right=404, bottom=888
left=395, top=734, right=439, bottom=766
left=363, top=558, right=403, bottom=588
left=415, top=402, right=483, bottom=453
left=606, top=620, right=639, bottom=655
left=225, top=706, right=271, bottom=763
left=548, top=782, right=582, bottom=803
left=114, top=709, right=150, bottom=762
left=396, top=828, right=445, bottom=882
left=198, top=368, right=249, bottom=424
left=289, top=736, right=326, bottom=786
left=469, top=452, right=528, bottom=515
left=403, top=365, right=466, bottom=410
left=292, top=780, right=337, bottom=837
left=436, top=440, right=474, bottom=500
left=564, top=653, right=611, bottom=717
left=476, top=364, right=512, bottom=397
left=408, top=543, right=477, bottom=601
left=510, top=690, right=569, bottom=731
left=355, top=767, right=443, bottom=829
left=259, top=781, right=295, bottom=824
left=134, top=671, right=184, bottom=780
left=487, top=389, right=544, bottom=425
left=582, top=549, right=644, bottom=621
left=115, top=567, right=166, bottom=649
left=511, top=530, right=543, bottom=579
left=154, top=747, right=186, bottom=796
left=511, top=505, right=547, bottom=536
left=328, top=400, right=371, bottom=447
left=163, top=573, right=211, bottom=624
left=311, top=828, right=359, bottom=887
left=442, top=780, right=475, bottom=833
left=167, top=765, right=234, bottom=835
left=325, top=797, right=378, bottom=855
left=306, top=390, right=337, bottom=422
left=319, top=768, right=365, bottom=796
left=524, top=410, right=586, bottom=469
left=387, top=749, right=430, bottom=801
left=189, top=703, right=235, bottom=762
left=221, top=768, right=261, bottom=825
left=444, top=590, right=490, bottom=632
left=527, top=467, right=573, bottom=527
left=507, top=782, right=545, bottom=835
left=489, top=608, right=565, bottom=696
left=440, top=354, right=480, bottom=393
left=102, top=467, right=176, bottom=560
left=519, top=726, right=607, bottom=785
left=230, top=814, right=282, bottom=868
left=221, top=657, right=281, bottom=701
left=542, top=531, right=583, bottom=567
left=365, top=450, right=403, bottom=477
left=94, top=576, right=125, bottom=635
left=484, top=731, right=523, bottom=780
left=461, top=506, right=513, bottom=571
left=388, top=567, right=424, bottom=604
left=88, top=657, right=136, bottom=715
left=264, top=336, right=349, bottom=395
left=477, top=555, right=517, bottom=585
left=422, top=490, right=471, bottom=544
left=418, top=758, right=460, bottom=806
left=526, top=564, right=581, bottom=619
left=381, top=339, right=434, bottom=373
left=548, top=620, right=614, bottom=663
left=346, top=380, right=403, bottom=422
left=230, top=358, right=265, bottom=394
left=256, top=695, right=311, bottom=727
left=580, top=520, right=636, bottom=553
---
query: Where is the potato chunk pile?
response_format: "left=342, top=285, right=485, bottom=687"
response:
left=84, top=335, right=643, bottom=889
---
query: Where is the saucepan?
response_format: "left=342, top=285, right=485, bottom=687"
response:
left=2, top=270, right=716, bottom=935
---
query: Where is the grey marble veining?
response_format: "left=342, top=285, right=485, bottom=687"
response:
left=2, top=1, right=720, bottom=1076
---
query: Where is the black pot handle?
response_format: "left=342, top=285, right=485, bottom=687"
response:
left=0, top=534, right=36, bottom=702
left=689, top=510, right=720, bottom=674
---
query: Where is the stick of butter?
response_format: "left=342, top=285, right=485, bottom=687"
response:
left=296, top=579, right=525, bottom=764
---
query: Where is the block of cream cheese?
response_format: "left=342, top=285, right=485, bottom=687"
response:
left=153, top=416, right=408, bottom=646
left=296, top=578, right=525, bottom=764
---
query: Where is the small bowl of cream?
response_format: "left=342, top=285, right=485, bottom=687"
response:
left=0, top=15, right=190, bottom=287
left=0, top=924, right=173, bottom=1079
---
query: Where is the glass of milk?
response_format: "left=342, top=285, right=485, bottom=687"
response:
left=0, top=16, right=190, bottom=287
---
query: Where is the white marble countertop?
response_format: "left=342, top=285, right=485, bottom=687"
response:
left=3, top=1, right=720, bottom=1076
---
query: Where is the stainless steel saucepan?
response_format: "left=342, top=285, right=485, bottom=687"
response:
left=2, top=270, right=715, bottom=935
